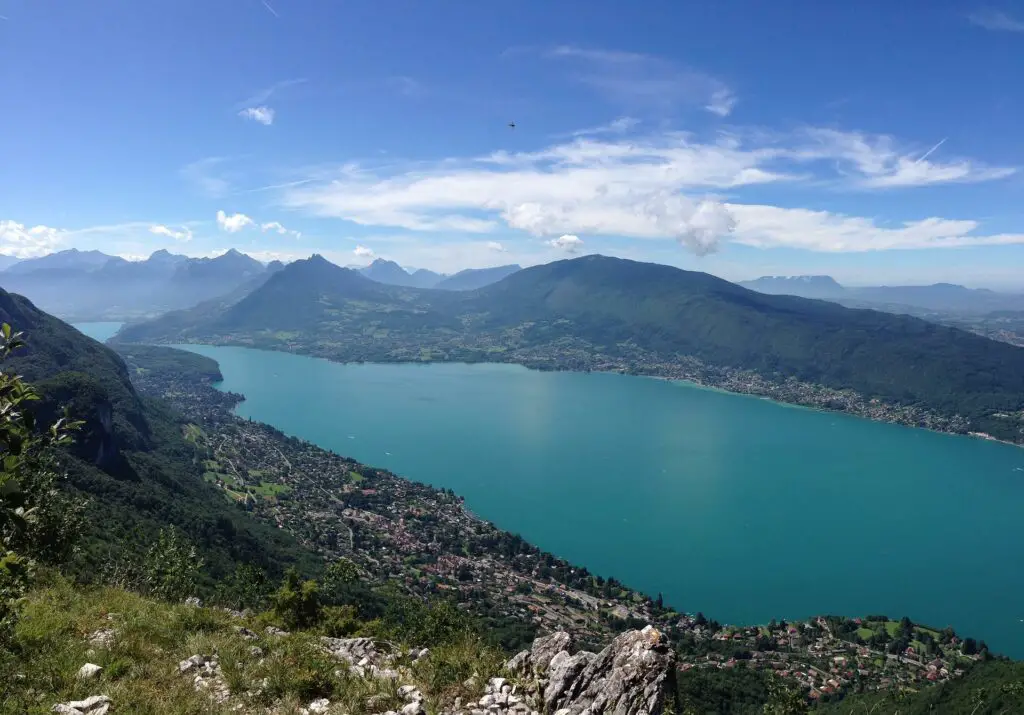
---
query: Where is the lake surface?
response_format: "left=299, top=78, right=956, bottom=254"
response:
left=75, top=322, right=124, bottom=342
left=91, top=334, right=1024, bottom=656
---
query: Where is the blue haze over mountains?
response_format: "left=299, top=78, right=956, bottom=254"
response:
left=0, top=250, right=524, bottom=322
left=740, top=275, right=1024, bottom=315
left=1, top=247, right=1021, bottom=323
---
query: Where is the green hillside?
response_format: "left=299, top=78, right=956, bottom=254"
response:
left=117, top=255, right=1024, bottom=442
left=0, top=288, right=319, bottom=584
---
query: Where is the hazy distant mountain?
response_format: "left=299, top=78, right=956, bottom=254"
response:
left=4, top=248, right=120, bottom=275
left=118, top=254, right=1024, bottom=444
left=739, top=275, right=845, bottom=299
left=740, top=275, right=1021, bottom=315
left=0, top=248, right=274, bottom=321
left=359, top=260, right=518, bottom=291
left=359, top=258, right=445, bottom=288
left=435, top=264, right=522, bottom=291
left=0, top=255, right=22, bottom=272
left=408, top=268, right=446, bottom=289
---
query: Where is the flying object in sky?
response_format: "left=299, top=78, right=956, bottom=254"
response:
left=508, top=121, right=516, bottom=129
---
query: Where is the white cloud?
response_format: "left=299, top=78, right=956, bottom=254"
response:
left=727, top=205, right=1024, bottom=252
left=353, top=245, right=375, bottom=258
left=216, top=210, right=254, bottom=233
left=0, top=220, right=66, bottom=258
left=260, top=221, right=301, bottom=238
left=279, top=127, right=1021, bottom=255
left=705, top=88, right=737, bottom=117
left=968, top=9, right=1024, bottom=31
left=800, top=129, right=1015, bottom=188
left=149, top=224, right=193, bottom=242
left=548, top=234, right=584, bottom=253
left=676, top=201, right=735, bottom=256
left=283, top=135, right=789, bottom=245
left=239, top=106, right=275, bottom=125
left=486, top=241, right=507, bottom=252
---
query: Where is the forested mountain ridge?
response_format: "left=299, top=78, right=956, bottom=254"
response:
left=117, top=254, right=1024, bottom=443
left=0, top=287, right=318, bottom=581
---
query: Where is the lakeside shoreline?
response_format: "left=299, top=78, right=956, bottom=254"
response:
left=129, top=335, right=1024, bottom=449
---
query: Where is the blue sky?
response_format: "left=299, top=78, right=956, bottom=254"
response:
left=2, top=1, right=1024, bottom=287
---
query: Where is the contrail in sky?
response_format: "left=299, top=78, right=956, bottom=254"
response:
left=261, top=1, right=279, bottom=17
left=916, top=137, right=947, bottom=164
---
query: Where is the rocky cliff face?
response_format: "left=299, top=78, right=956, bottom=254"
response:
left=489, top=626, right=675, bottom=715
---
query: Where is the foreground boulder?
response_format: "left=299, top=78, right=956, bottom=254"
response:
left=52, top=695, right=111, bottom=715
left=455, top=625, right=674, bottom=715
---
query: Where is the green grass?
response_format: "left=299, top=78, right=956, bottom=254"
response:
left=856, top=627, right=874, bottom=641
left=348, top=471, right=364, bottom=484
left=2, top=577, right=505, bottom=715
left=251, top=482, right=292, bottom=498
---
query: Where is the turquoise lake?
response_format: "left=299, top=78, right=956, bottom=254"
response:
left=72, top=324, right=1024, bottom=657
left=75, top=322, right=125, bottom=343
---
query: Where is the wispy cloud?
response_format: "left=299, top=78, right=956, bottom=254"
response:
left=216, top=210, right=254, bottom=233
left=279, top=125, right=1021, bottom=254
left=238, top=106, right=275, bottom=125
left=181, top=157, right=233, bottom=198
left=706, top=89, right=737, bottom=117
left=800, top=129, right=1014, bottom=188
left=149, top=224, right=193, bottom=242
left=353, top=245, right=375, bottom=260
left=261, top=221, right=301, bottom=238
left=548, top=45, right=736, bottom=117
left=968, top=8, right=1024, bottom=31
left=240, top=78, right=308, bottom=108
left=235, top=79, right=307, bottom=126
left=570, top=117, right=640, bottom=137
left=261, top=0, right=279, bottom=17
left=486, top=241, right=507, bottom=252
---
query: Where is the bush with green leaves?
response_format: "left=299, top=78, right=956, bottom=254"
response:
left=272, top=567, right=321, bottom=630
left=215, top=562, right=271, bottom=611
left=142, top=526, right=205, bottom=602
left=0, top=323, right=85, bottom=645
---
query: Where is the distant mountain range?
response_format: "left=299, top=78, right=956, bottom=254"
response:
left=0, top=249, right=521, bottom=320
left=740, top=275, right=1023, bottom=315
left=357, top=258, right=520, bottom=290
left=0, top=248, right=274, bottom=321
left=117, top=254, right=1024, bottom=443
